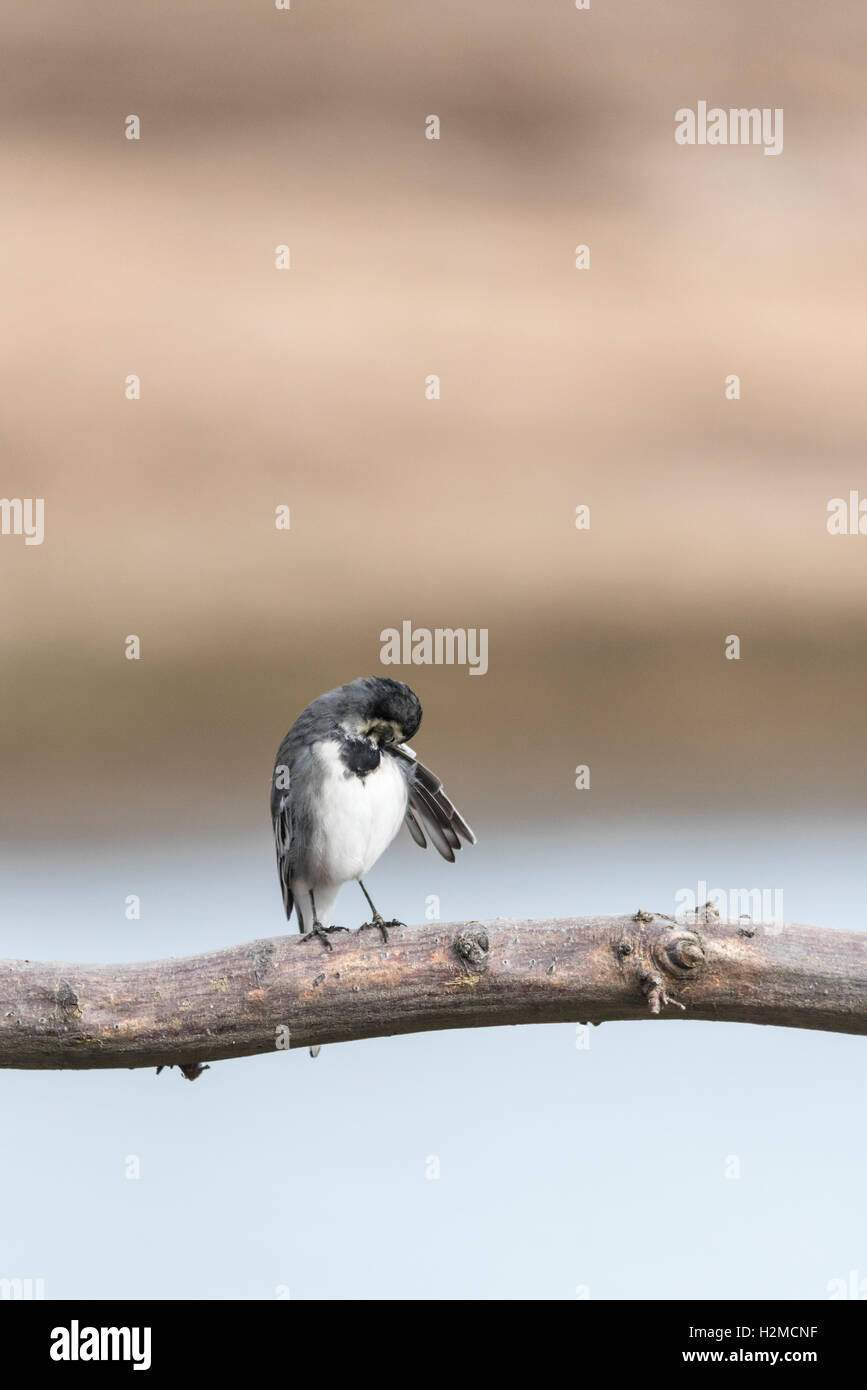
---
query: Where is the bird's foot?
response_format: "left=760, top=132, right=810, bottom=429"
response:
left=299, top=922, right=349, bottom=951
left=358, top=913, right=403, bottom=944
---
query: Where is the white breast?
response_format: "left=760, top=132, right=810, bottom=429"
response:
left=309, top=741, right=408, bottom=886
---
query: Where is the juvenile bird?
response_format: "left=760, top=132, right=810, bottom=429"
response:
left=271, top=677, right=475, bottom=1052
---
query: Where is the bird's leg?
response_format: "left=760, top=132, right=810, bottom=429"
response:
left=298, top=891, right=347, bottom=950
left=357, top=880, right=403, bottom=943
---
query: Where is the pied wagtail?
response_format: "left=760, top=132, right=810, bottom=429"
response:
left=271, top=677, right=475, bottom=1052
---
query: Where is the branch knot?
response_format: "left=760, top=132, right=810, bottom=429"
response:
left=453, top=927, right=490, bottom=971
left=654, top=929, right=705, bottom=979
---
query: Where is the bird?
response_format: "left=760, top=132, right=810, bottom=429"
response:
left=271, top=677, right=475, bottom=1054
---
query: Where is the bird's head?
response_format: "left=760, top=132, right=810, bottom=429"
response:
left=343, top=676, right=422, bottom=746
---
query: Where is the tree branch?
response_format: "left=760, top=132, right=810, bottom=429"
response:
left=2, top=912, right=865, bottom=1076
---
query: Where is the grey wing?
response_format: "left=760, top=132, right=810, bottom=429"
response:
left=272, top=761, right=294, bottom=923
left=387, top=742, right=476, bottom=864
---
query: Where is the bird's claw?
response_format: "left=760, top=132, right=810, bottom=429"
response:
left=300, top=923, right=348, bottom=951
left=358, top=913, right=403, bottom=944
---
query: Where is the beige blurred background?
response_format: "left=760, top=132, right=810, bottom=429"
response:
left=1, top=0, right=865, bottom=841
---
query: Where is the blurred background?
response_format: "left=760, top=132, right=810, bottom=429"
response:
left=1, top=0, right=865, bottom=1301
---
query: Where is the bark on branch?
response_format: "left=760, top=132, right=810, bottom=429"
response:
left=1, top=912, right=865, bottom=1076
